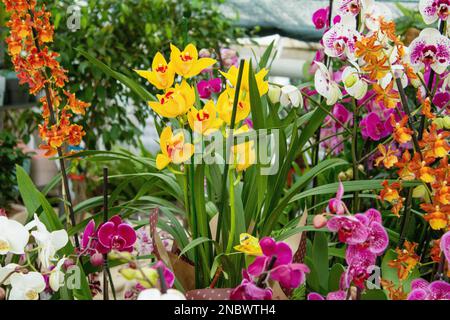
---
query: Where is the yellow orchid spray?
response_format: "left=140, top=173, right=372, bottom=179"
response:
left=148, top=81, right=195, bottom=118
left=156, top=127, right=194, bottom=170
left=170, top=43, right=216, bottom=78
left=187, top=100, right=223, bottom=135
left=232, top=139, right=256, bottom=172
left=234, top=233, right=262, bottom=256
left=217, top=87, right=251, bottom=125
left=134, top=52, right=175, bottom=90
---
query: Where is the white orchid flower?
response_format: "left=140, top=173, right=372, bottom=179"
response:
left=314, top=62, right=343, bottom=105
left=361, top=0, right=392, bottom=31
left=9, top=272, right=46, bottom=300
left=0, top=216, right=30, bottom=255
left=137, top=288, right=186, bottom=300
left=322, top=15, right=360, bottom=61
left=267, top=85, right=281, bottom=104
left=0, top=263, right=19, bottom=285
left=342, top=65, right=368, bottom=99
left=26, top=214, right=69, bottom=270
left=49, top=258, right=66, bottom=292
left=280, top=85, right=303, bottom=108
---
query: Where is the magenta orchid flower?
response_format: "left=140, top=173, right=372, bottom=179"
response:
left=327, top=180, right=346, bottom=214
left=97, top=215, right=137, bottom=254
left=247, top=237, right=293, bottom=276
left=197, top=78, right=222, bottom=99
left=419, top=0, right=450, bottom=24
left=360, top=112, right=392, bottom=141
left=351, top=209, right=389, bottom=256
left=230, top=271, right=273, bottom=300
left=270, top=263, right=310, bottom=289
left=332, top=104, right=352, bottom=128
left=344, top=248, right=377, bottom=289
left=312, top=7, right=330, bottom=30
left=152, top=261, right=175, bottom=288
left=322, top=16, right=360, bottom=61
left=81, top=219, right=98, bottom=255
left=407, top=279, right=450, bottom=300
left=327, top=215, right=369, bottom=244
left=440, top=231, right=450, bottom=264
left=307, top=290, right=347, bottom=300
left=409, top=28, right=450, bottom=75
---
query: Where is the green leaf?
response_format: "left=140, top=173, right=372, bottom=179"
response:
left=361, top=289, right=388, bottom=300
left=312, top=232, right=329, bottom=290
left=178, top=237, right=213, bottom=258
left=328, top=263, right=345, bottom=292
left=248, top=60, right=265, bottom=129
left=304, top=256, right=321, bottom=294
left=16, top=165, right=41, bottom=221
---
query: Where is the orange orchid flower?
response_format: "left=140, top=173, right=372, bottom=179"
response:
left=375, top=144, right=398, bottom=168
left=362, top=55, right=391, bottom=81
left=388, top=241, right=420, bottom=281
left=390, top=115, right=413, bottom=144
left=373, top=81, right=399, bottom=109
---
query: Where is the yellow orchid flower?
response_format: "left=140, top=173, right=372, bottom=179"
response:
left=220, top=60, right=269, bottom=96
left=170, top=43, right=216, bottom=78
left=232, top=139, right=256, bottom=172
left=188, top=100, right=223, bottom=135
left=156, top=126, right=194, bottom=170
left=234, top=233, right=262, bottom=256
left=148, top=81, right=195, bottom=118
left=134, top=52, right=175, bottom=90
left=217, top=87, right=250, bottom=125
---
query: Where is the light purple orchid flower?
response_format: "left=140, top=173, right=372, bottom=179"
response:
left=419, top=0, right=449, bottom=24
left=409, top=28, right=450, bottom=75
left=408, top=279, right=450, bottom=300
left=312, top=7, right=330, bottom=29
left=327, top=215, right=369, bottom=245
left=97, top=215, right=137, bottom=254
left=322, top=16, right=360, bottom=61
left=327, top=180, right=346, bottom=215
left=307, top=290, right=347, bottom=300
left=197, top=78, right=222, bottom=99
left=440, top=231, right=450, bottom=264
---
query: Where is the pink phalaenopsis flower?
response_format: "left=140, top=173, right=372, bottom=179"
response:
left=312, top=7, right=330, bottom=29
left=419, top=0, right=450, bottom=24
left=327, top=215, right=369, bottom=244
left=82, top=219, right=98, bottom=255
left=307, top=290, right=347, bottom=300
left=360, top=112, right=393, bottom=141
left=441, top=231, right=450, bottom=264
left=328, top=180, right=346, bottom=215
left=97, top=215, right=137, bottom=254
left=407, top=279, right=450, bottom=300
left=152, top=261, right=175, bottom=288
left=230, top=271, right=273, bottom=300
left=197, top=78, right=222, bottom=99
left=350, top=209, right=389, bottom=256
left=344, top=248, right=377, bottom=289
left=409, top=28, right=450, bottom=75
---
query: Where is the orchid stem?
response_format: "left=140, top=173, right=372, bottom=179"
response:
left=157, top=267, right=168, bottom=294
left=102, top=167, right=110, bottom=301
left=351, top=99, right=360, bottom=212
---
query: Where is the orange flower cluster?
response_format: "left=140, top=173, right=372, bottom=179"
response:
left=3, top=0, right=89, bottom=156
left=388, top=241, right=420, bottom=281
left=380, top=279, right=407, bottom=300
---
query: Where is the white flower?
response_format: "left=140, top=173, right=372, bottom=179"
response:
left=49, top=258, right=66, bottom=292
left=322, top=16, right=360, bottom=61
left=280, top=85, right=303, bottom=108
left=137, top=288, right=186, bottom=300
left=26, top=214, right=69, bottom=270
left=0, top=216, right=29, bottom=255
left=362, top=0, right=392, bottom=31
left=267, top=85, right=281, bottom=104
left=9, top=272, right=46, bottom=300
left=342, top=65, right=368, bottom=99
left=314, top=62, right=343, bottom=105
left=0, top=263, right=19, bottom=285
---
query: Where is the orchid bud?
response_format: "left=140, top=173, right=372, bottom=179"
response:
left=63, top=258, right=75, bottom=271
left=0, top=288, right=5, bottom=300
left=90, top=252, right=104, bottom=267
left=280, top=85, right=303, bottom=108
left=338, top=171, right=347, bottom=181
left=268, top=85, right=281, bottom=104
left=313, top=214, right=328, bottom=229
left=345, top=168, right=353, bottom=180
left=120, top=268, right=138, bottom=281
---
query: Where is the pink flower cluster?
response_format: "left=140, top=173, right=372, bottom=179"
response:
left=81, top=215, right=137, bottom=266
left=230, top=237, right=310, bottom=300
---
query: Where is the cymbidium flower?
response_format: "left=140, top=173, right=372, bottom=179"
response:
left=148, top=81, right=195, bottom=118
left=220, top=60, right=269, bottom=96
left=217, top=87, right=251, bottom=124
left=135, top=52, right=175, bottom=90
left=170, top=44, right=216, bottom=78
left=0, top=216, right=29, bottom=255
left=409, top=28, right=450, bottom=75
left=322, top=16, right=360, bottom=60
left=279, top=85, right=303, bottom=108
left=187, top=100, right=223, bottom=135
left=342, top=65, right=368, bottom=99
left=26, top=214, right=69, bottom=270
left=97, top=215, right=137, bottom=254
left=232, top=140, right=256, bottom=172
left=419, top=0, right=450, bottom=24
left=234, top=233, right=263, bottom=256
left=156, top=126, right=194, bottom=170
left=314, top=62, right=343, bottom=105
left=8, top=272, right=46, bottom=300
left=407, top=279, right=450, bottom=300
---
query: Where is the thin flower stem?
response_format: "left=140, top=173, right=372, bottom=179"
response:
left=225, top=169, right=236, bottom=254
left=29, top=15, right=79, bottom=249
left=398, top=188, right=413, bottom=247
left=351, top=99, right=360, bottom=212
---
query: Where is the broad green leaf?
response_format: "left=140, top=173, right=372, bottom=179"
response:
left=312, top=232, right=329, bottom=290
left=328, top=263, right=345, bottom=292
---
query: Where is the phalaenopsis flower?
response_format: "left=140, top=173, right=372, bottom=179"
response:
left=312, top=7, right=330, bottom=30
left=327, top=180, right=347, bottom=215
left=197, top=78, right=222, bottom=99
left=419, top=0, right=450, bottom=24
left=441, top=231, right=450, bottom=264
left=322, top=15, right=360, bottom=61
left=407, top=279, right=450, bottom=300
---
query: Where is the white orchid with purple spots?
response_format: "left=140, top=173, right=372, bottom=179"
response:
left=419, top=0, right=450, bottom=24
